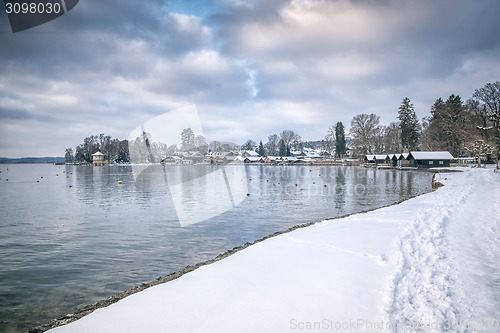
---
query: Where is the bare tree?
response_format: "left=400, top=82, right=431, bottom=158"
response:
left=350, top=113, right=383, bottom=157
left=323, top=127, right=335, bottom=156
left=195, top=135, right=208, bottom=154
left=64, top=148, right=74, bottom=163
left=241, top=139, right=256, bottom=151
left=473, top=81, right=500, bottom=166
left=265, top=134, right=279, bottom=156
left=384, top=122, right=402, bottom=153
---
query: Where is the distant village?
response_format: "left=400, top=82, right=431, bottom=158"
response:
left=88, top=142, right=463, bottom=170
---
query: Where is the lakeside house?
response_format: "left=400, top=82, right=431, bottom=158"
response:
left=407, top=151, right=454, bottom=168
left=91, top=151, right=106, bottom=166
left=364, top=154, right=390, bottom=165
left=398, top=153, right=410, bottom=167
left=364, top=151, right=454, bottom=168
left=241, top=150, right=260, bottom=158
left=390, top=154, right=400, bottom=167
left=244, top=156, right=264, bottom=163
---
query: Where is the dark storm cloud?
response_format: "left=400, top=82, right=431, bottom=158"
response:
left=0, top=106, right=32, bottom=120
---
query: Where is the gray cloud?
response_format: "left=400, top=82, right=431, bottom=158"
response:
left=0, top=107, right=32, bottom=120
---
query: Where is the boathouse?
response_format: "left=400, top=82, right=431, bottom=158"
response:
left=407, top=151, right=454, bottom=168
left=364, top=154, right=390, bottom=165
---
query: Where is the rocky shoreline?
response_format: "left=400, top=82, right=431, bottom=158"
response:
left=30, top=170, right=444, bottom=332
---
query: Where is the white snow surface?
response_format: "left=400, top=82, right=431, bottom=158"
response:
left=50, top=168, right=500, bottom=333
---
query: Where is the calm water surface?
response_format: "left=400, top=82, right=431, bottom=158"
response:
left=0, top=164, right=432, bottom=332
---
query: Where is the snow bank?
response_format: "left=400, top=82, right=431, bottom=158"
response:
left=49, top=168, right=500, bottom=333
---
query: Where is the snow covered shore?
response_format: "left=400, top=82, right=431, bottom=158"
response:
left=49, top=167, right=499, bottom=333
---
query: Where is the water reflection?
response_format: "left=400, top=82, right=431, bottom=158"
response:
left=0, top=164, right=432, bottom=332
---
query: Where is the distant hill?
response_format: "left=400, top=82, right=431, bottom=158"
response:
left=0, top=157, right=65, bottom=164
left=302, top=140, right=324, bottom=149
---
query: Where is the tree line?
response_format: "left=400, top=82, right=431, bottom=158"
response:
left=65, top=81, right=499, bottom=163
left=347, top=81, right=500, bottom=160
left=241, top=130, right=303, bottom=157
left=65, top=134, right=129, bottom=163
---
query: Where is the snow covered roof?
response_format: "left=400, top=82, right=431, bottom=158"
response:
left=398, top=153, right=409, bottom=160
left=306, top=152, right=322, bottom=158
left=244, top=156, right=262, bottom=162
left=92, top=151, right=104, bottom=156
left=408, top=151, right=454, bottom=160
left=374, top=154, right=389, bottom=160
left=242, top=150, right=259, bottom=157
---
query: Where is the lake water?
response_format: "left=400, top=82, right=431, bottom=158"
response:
left=0, top=164, right=432, bottom=332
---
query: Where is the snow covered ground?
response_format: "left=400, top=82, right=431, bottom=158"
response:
left=49, top=167, right=499, bottom=333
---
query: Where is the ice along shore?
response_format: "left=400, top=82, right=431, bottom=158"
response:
left=43, top=167, right=499, bottom=333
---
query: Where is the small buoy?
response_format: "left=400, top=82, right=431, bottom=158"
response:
left=131, top=171, right=134, bottom=174
left=324, top=184, right=327, bottom=187
left=309, top=169, right=312, bottom=172
left=117, top=181, right=123, bottom=185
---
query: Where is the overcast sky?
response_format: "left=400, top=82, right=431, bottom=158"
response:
left=1, top=0, right=500, bottom=157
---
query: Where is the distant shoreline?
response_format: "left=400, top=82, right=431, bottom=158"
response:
left=0, top=157, right=64, bottom=164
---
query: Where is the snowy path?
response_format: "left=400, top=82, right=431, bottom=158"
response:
left=49, top=168, right=500, bottom=333
left=389, top=169, right=500, bottom=332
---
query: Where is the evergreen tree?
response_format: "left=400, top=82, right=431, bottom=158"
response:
left=278, top=139, right=287, bottom=156
left=334, top=121, right=346, bottom=158
left=421, top=95, right=472, bottom=157
left=398, top=97, right=420, bottom=152
left=257, top=140, right=266, bottom=156
left=180, top=128, right=195, bottom=151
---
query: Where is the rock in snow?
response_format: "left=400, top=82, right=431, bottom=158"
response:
left=49, top=167, right=499, bottom=333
